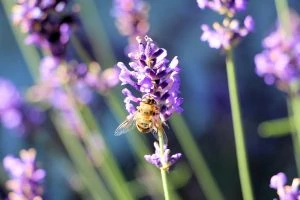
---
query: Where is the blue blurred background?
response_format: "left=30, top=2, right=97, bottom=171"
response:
left=1, top=0, right=300, bottom=199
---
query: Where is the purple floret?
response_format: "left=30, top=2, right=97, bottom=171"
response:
left=144, top=142, right=182, bottom=171
left=201, top=16, right=254, bottom=50
left=197, top=0, right=248, bottom=16
left=270, top=172, right=300, bottom=200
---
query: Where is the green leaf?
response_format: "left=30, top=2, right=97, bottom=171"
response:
left=258, top=117, right=292, bottom=138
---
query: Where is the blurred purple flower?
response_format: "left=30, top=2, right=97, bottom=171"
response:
left=197, top=0, right=248, bottom=16
left=144, top=142, right=182, bottom=171
left=71, top=62, right=120, bottom=94
left=270, top=172, right=300, bottom=200
left=0, top=78, right=44, bottom=134
left=198, top=0, right=253, bottom=50
left=112, top=0, right=149, bottom=38
left=36, top=58, right=119, bottom=105
left=117, top=36, right=183, bottom=122
left=254, top=12, right=300, bottom=88
left=201, top=16, right=254, bottom=50
left=112, top=0, right=150, bottom=53
left=29, top=58, right=119, bottom=135
left=3, top=148, right=46, bottom=200
left=12, top=0, right=77, bottom=57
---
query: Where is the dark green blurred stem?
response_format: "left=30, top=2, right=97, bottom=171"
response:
left=258, top=117, right=292, bottom=138
left=158, top=127, right=170, bottom=200
left=170, top=115, right=224, bottom=200
left=52, top=113, right=112, bottom=200
left=1, top=1, right=40, bottom=80
left=71, top=36, right=92, bottom=63
left=79, top=105, right=136, bottom=200
left=275, top=0, right=291, bottom=37
left=63, top=85, right=135, bottom=200
left=0, top=165, right=7, bottom=185
left=226, top=49, right=253, bottom=200
left=289, top=84, right=300, bottom=176
left=73, top=0, right=116, bottom=67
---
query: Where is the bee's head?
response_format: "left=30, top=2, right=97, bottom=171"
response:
left=141, top=95, right=157, bottom=105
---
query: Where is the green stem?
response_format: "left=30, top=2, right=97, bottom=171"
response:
left=158, top=127, right=170, bottom=200
left=1, top=1, right=40, bottom=80
left=63, top=85, right=135, bottom=200
left=170, top=115, right=224, bottom=200
left=79, top=104, right=135, bottom=200
left=52, top=113, right=112, bottom=200
left=71, top=36, right=93, bottom=63
left=73, top=0, right=116, bottom=67
left=274, top=0, right=291, bottom=37
left=289, top=83, right=300, bottom=176
left=226, top=49, right=253, bottom=200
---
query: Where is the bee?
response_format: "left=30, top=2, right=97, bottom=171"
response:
left=115, top=95, right=168, bottom=144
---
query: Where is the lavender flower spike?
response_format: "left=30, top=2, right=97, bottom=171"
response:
left=144, top=142, right=182, bottom=171
left=270, top=172, right=300, bottom=200
left=112, top=0, right=149, bottom=38
left=112, top=0, right=150, bottom=53
left=12, top=0, right=77, bottom=57
left=197, top=0, right=248, bottom=16
left=0, top=78, right=44, bottom=134
left=201, top=16, right=254, bottom=50
left=3, top=148, right=46, bottom=200
left=117, top=36, right=183, bottom=122
left=255, top=11, right=300, bottom=89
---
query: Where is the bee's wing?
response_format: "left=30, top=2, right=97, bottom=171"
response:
left=151, top=127, right=168, bottom=145
left=114, top=116, right=136, bottom=136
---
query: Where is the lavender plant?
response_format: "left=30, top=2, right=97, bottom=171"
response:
left=254, top=1, right=300, bottom=178
left=3, top=148, right=46, bottom=200
left=198, top=0, right=254, bottom=199
left=116, top=35, right=182, bottom=199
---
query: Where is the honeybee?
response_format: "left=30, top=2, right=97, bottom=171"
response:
left=115, top=95, right=168, bottom=144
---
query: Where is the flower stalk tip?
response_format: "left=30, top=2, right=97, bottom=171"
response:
left=144, top=141, right=182, bottom=172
